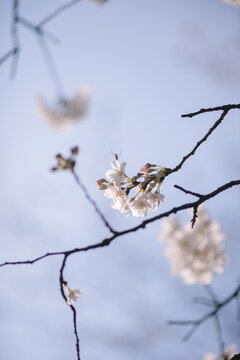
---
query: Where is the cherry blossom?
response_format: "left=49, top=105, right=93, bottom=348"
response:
left=105, top=160, right=126, bottom=185
left=160, top=207, right=227, bottom=285
left=63, top=282, right=83, bottom=306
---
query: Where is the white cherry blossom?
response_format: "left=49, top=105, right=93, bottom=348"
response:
left=105, top=160, right=126, bottom=185
left=145, top=192, right=165, bottom=211
left=129, top=193, right=152, bottom=217
left=63, top=282, right=83, bottom=306
left=104, top=184, right=129, bottom=214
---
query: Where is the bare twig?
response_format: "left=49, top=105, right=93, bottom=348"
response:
left=168, top=283, right=240, bottom=342
left=169, top=109, right=229, bottom=175
left=38, top=0, right=82, bottom=27
left=1, top=179, right=239, bottom=268
left=72, top=170, right=116, bottom=234
left=174, top=184, right=203, bottom=198
left=205, top=286, right=225, bottom=355
left=182, top=104, right=240, bottom=118
left=37, top=36, right=65, bottom=96
left=0, top=48, right=18, bottom=65
left=9, top=0, right=20, bottom=79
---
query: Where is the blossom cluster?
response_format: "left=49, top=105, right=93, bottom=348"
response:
left=160, top=207, right=228, bottom=285
left=37, top=87, right=90, bottom=130
left=97, top=156, right=169, bottom=218
left=203, top=344, right=237, bottom=360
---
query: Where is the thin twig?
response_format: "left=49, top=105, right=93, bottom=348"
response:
left=205, top=285, right=225, bottom=355
left=72, top=170, right=116, bottom=234
left=168, top=283, right=240, bottom=342
left=182, top=104, right=240, bottom=118
left=17, top=16, right=60, bottom=44
left=174, top=184, right=203, bottom=198
left=38, top=0, right=82, bottom=27
left=37, top=35, right=65, bottom=97
left=9, top=0, right=20, bottom=79
left=169, top=109, right=229, bottom=175
left=59, top=255, right=81, bottom=360
left=0, top=48, right=18, bottom=65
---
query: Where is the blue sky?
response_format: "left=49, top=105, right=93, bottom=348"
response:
left=0, top=1, right=240, bottom=359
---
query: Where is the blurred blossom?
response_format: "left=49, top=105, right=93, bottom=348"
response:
left=222, top=0, right=240, bottom=6
left=203, top=344, right=237, bottom=360
left=37, top=86, right=90, bottom=130
left=63, top=281, right=83, bottom=306
left=160, top=207, right=228, bottom=285
left=90, top=0, right=108, bottom=5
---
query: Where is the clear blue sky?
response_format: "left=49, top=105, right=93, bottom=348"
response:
left=0, top=1, right=240, bottom=359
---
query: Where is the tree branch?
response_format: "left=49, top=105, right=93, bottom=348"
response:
left=38, top=0, right=82, bottom=27
left=182, top=104, right=240, bottom=118
left=1, top=179, right=239, bottom=268
left=169, top=109, right=229, bottom=175
left=59, top=255, right=81, bottom=360
left=168, top=283, right=240, bottom=342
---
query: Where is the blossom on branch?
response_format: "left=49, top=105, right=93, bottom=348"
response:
left=63, top=281, right=83, bottom=306
left=97, top=156, right=168, bottom=217
left=37, top=87, right=90, bottom=130
left=203, top=344, right=237, bottom=360
left=160, top=207, right=228, bottom=285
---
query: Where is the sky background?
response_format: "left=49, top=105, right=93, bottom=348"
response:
left=0, top=0, right=240, bottom=359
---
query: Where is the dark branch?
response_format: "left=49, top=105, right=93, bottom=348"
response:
left=182, top=104, right=240, bottom=118
left=174, top=184, right=203, bottom=198
left=1, top=179, right=239, bottom=268
left=169, top=109, right=229, bottom=175
left=10, top=0, right=20, bottom=79
left=59, top=255, right=81, bottom=360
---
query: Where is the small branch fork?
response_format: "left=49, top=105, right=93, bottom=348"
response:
left=0, top=103, right=239, bottom=360
left=0, top=0, right=83, bottom=89
left=168, top=283, right=240, bottom=344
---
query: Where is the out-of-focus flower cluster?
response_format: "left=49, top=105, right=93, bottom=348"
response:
left=37, top=87, right=90, bottom=130
left=97, top=156, right=169, bottom=218
left=63, top=281, right=83, bottom=306
left=222, top=0, right=240, bottom=7
left=160, top=207, right=228, bottom=285
left=51, top=146, right=79, bottom=172
left=203, top=344, right=237, bottom=360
